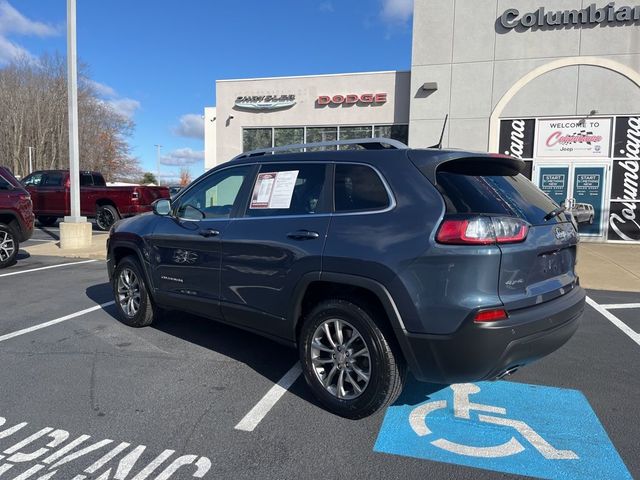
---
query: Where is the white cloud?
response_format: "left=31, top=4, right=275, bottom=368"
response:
left=107, top=98, right=141, bottom=119
left=0, top=1, right=58, bottom=63
left=380, top=0, right=413, bottom=23
left=160, top=148, right=204, bottom=166
left=319, top=1, right=334, bottom=13
left=173, top=113, right=204, bottom=139
left=86, top=79, right=118, bottom=98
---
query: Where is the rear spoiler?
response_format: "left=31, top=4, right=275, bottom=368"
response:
left=408, top=150, right=526, bottom=184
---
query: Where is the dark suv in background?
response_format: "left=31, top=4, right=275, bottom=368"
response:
left=0, top=166, right=34, bottom=268
left=107, top=139, right=585, bottom=418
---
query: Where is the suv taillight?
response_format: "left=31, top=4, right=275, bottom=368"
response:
left=436, top=216, right=529, bottom=245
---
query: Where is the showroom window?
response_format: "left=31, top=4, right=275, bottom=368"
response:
left=242, top=124, right=408, bottom=153
left=374, top=124, right=408, bottom=145
left=243, top=128, right=272, bottom=152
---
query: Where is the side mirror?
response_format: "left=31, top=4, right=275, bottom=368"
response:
left=153, top=198, right=172, bottom=216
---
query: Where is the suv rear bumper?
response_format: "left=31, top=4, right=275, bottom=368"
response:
left=397, top=285, right=585, bottom=383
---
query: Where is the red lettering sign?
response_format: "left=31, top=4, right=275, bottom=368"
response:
left=316, top=93, right=388, bottom=107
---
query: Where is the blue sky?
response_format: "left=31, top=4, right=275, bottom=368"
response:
left=1, top=0, right=413, bottom=181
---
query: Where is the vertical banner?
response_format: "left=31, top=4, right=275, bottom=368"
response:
left=573, top=167, right=605, bottom=236
left=608, top=116, right=640, bottom=241
left=499, top=119, right=535, bottom=159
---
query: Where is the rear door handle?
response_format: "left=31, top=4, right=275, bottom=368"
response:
left=287, top=230, right=320, bottom=240
left=199, top=228, right=220, bottom=238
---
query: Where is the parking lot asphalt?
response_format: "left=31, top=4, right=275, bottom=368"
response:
left=0, top=249, right=638, bottom=479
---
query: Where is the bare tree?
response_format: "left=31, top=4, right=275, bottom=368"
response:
left=0, top=53, right=139, bottom=180
left=179, top=167, right=192, bottom=187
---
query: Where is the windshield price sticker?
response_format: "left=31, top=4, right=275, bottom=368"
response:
left=250, top=171, right=299, bottom=209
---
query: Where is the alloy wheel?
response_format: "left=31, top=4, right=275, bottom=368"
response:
left=0, top=230, right=15, bottom=262
left=310, top=319, right=371, bottom=400
left=97, top=209, right=114, bottom=230
left=117, top=267, right=141, bottom=317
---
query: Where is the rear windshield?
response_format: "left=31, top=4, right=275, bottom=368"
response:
left=436, top=171, right=565, bottom=225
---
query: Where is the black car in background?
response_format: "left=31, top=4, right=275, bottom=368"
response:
left=106, top=138, right=585, bottom=418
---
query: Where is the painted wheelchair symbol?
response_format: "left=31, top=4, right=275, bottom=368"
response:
left=409, top=383, right=578, bottom=460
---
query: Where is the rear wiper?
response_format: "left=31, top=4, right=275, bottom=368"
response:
left=544, top=205, right=566, bottom=221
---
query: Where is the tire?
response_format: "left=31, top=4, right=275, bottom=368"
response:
left=37, top=216, right=57, bottom=227
left=96, top=205, right=120, bottom=231
left=588, top=215, right=594, bottom=224
left=112, top=256, right=159, bottom=327
left=299, top=298, right=405, bottom=419
left=0, top=223, right=19, bottom=269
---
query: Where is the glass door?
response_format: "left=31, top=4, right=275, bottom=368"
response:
left=535, top=163, right=608, bottom=238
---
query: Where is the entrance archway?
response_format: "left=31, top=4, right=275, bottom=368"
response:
left=488, top=57, right=640, bottom=151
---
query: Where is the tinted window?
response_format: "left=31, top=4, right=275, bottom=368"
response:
left=22, top=172, right=43, bottom=186
left=0, top=175, right=11, bottom=190
left=43, top=173, right=64, bottom=186
left=176, top=166, right=252, bottom=220
left=93, top=174, right=106, bottom=186
left=436, top=172, right=563, bottom=225
left=334, top=164, right=390, bottom=212
left=80, top=173, right=93, bottom=186
left=246, top=163, right=327, bottom=217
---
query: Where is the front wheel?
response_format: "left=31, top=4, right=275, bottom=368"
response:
left=299, top=298, right=405, bottom=419
left=96, top=205, right=120, bottom=231
left=0, top=224, right=18, bottom=269
left=112, top=256, right=158, bottom=327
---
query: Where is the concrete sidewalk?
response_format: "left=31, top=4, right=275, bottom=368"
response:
left=22, top=234, right=107, bottom=261
left=21, top=235, right=640, bottom=292
left=576, top=242, right=640, bottom=293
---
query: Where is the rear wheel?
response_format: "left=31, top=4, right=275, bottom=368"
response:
left=112, top=256, right=159, bottom=327
left=299, top=298, right=405, bottom=419
left=96, top=205, right=120, bottom=231
left=37, top=216, right=57, bottom=227
left=0, top=224, right=18, bottom=269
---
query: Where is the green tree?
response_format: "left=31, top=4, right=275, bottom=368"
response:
left=140, top=172, right=157, bottom=185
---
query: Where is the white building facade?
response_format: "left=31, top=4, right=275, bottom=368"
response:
left=205, top=0, right=640, bottom=243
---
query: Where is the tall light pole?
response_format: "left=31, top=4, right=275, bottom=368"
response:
left=60, top=0, right=91, bottom=249
left=154, top=144, right=162, bottom=184
left=27, top=146, right=33, bottom=174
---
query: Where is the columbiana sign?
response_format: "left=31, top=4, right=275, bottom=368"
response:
left=500, top=3, right=640, bottom=29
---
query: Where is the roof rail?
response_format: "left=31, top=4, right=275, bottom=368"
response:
left=231, top=137, right=408, bottom=161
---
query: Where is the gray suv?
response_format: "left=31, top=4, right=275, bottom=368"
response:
left=107, top=139, right=585, bottom=418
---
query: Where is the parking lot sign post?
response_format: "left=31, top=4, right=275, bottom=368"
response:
left=60, top=0, right=92, bottom=249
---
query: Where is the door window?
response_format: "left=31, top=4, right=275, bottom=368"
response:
left=22, top=172, right=44, bottom=186
left=42, top=173, right=64, bottom=186
left=246, top=163, right=328, bottom=217
left=175, top=165, right=252, bottom=220
left=80, top=173, right=94, bottom=186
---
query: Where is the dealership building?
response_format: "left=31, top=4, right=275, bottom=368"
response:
left=204, top=0, right=640, bottom=243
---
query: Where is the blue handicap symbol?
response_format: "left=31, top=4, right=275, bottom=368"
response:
left=374, top=380, right=632, bottom=480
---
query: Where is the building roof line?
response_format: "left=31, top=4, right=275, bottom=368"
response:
left=217, top=70, right=411, bottom=83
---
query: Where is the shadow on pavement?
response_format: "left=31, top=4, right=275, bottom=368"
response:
left=85, top=281, right=449, bottom=415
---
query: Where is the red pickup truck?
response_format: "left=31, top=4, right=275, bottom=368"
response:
left=21, top=170, right=169, bottom=231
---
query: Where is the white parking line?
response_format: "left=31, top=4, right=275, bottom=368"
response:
left=599, top=303, right=640, bottom=310
left=586, top=296, right=640, bottom=347
left=0, top=301, right=115, bottom=343
left=24, top=239, right=56, bottom=243
left=0, top=259, right=97, bottom=278
left=235, top=362, right=302, bottom=432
